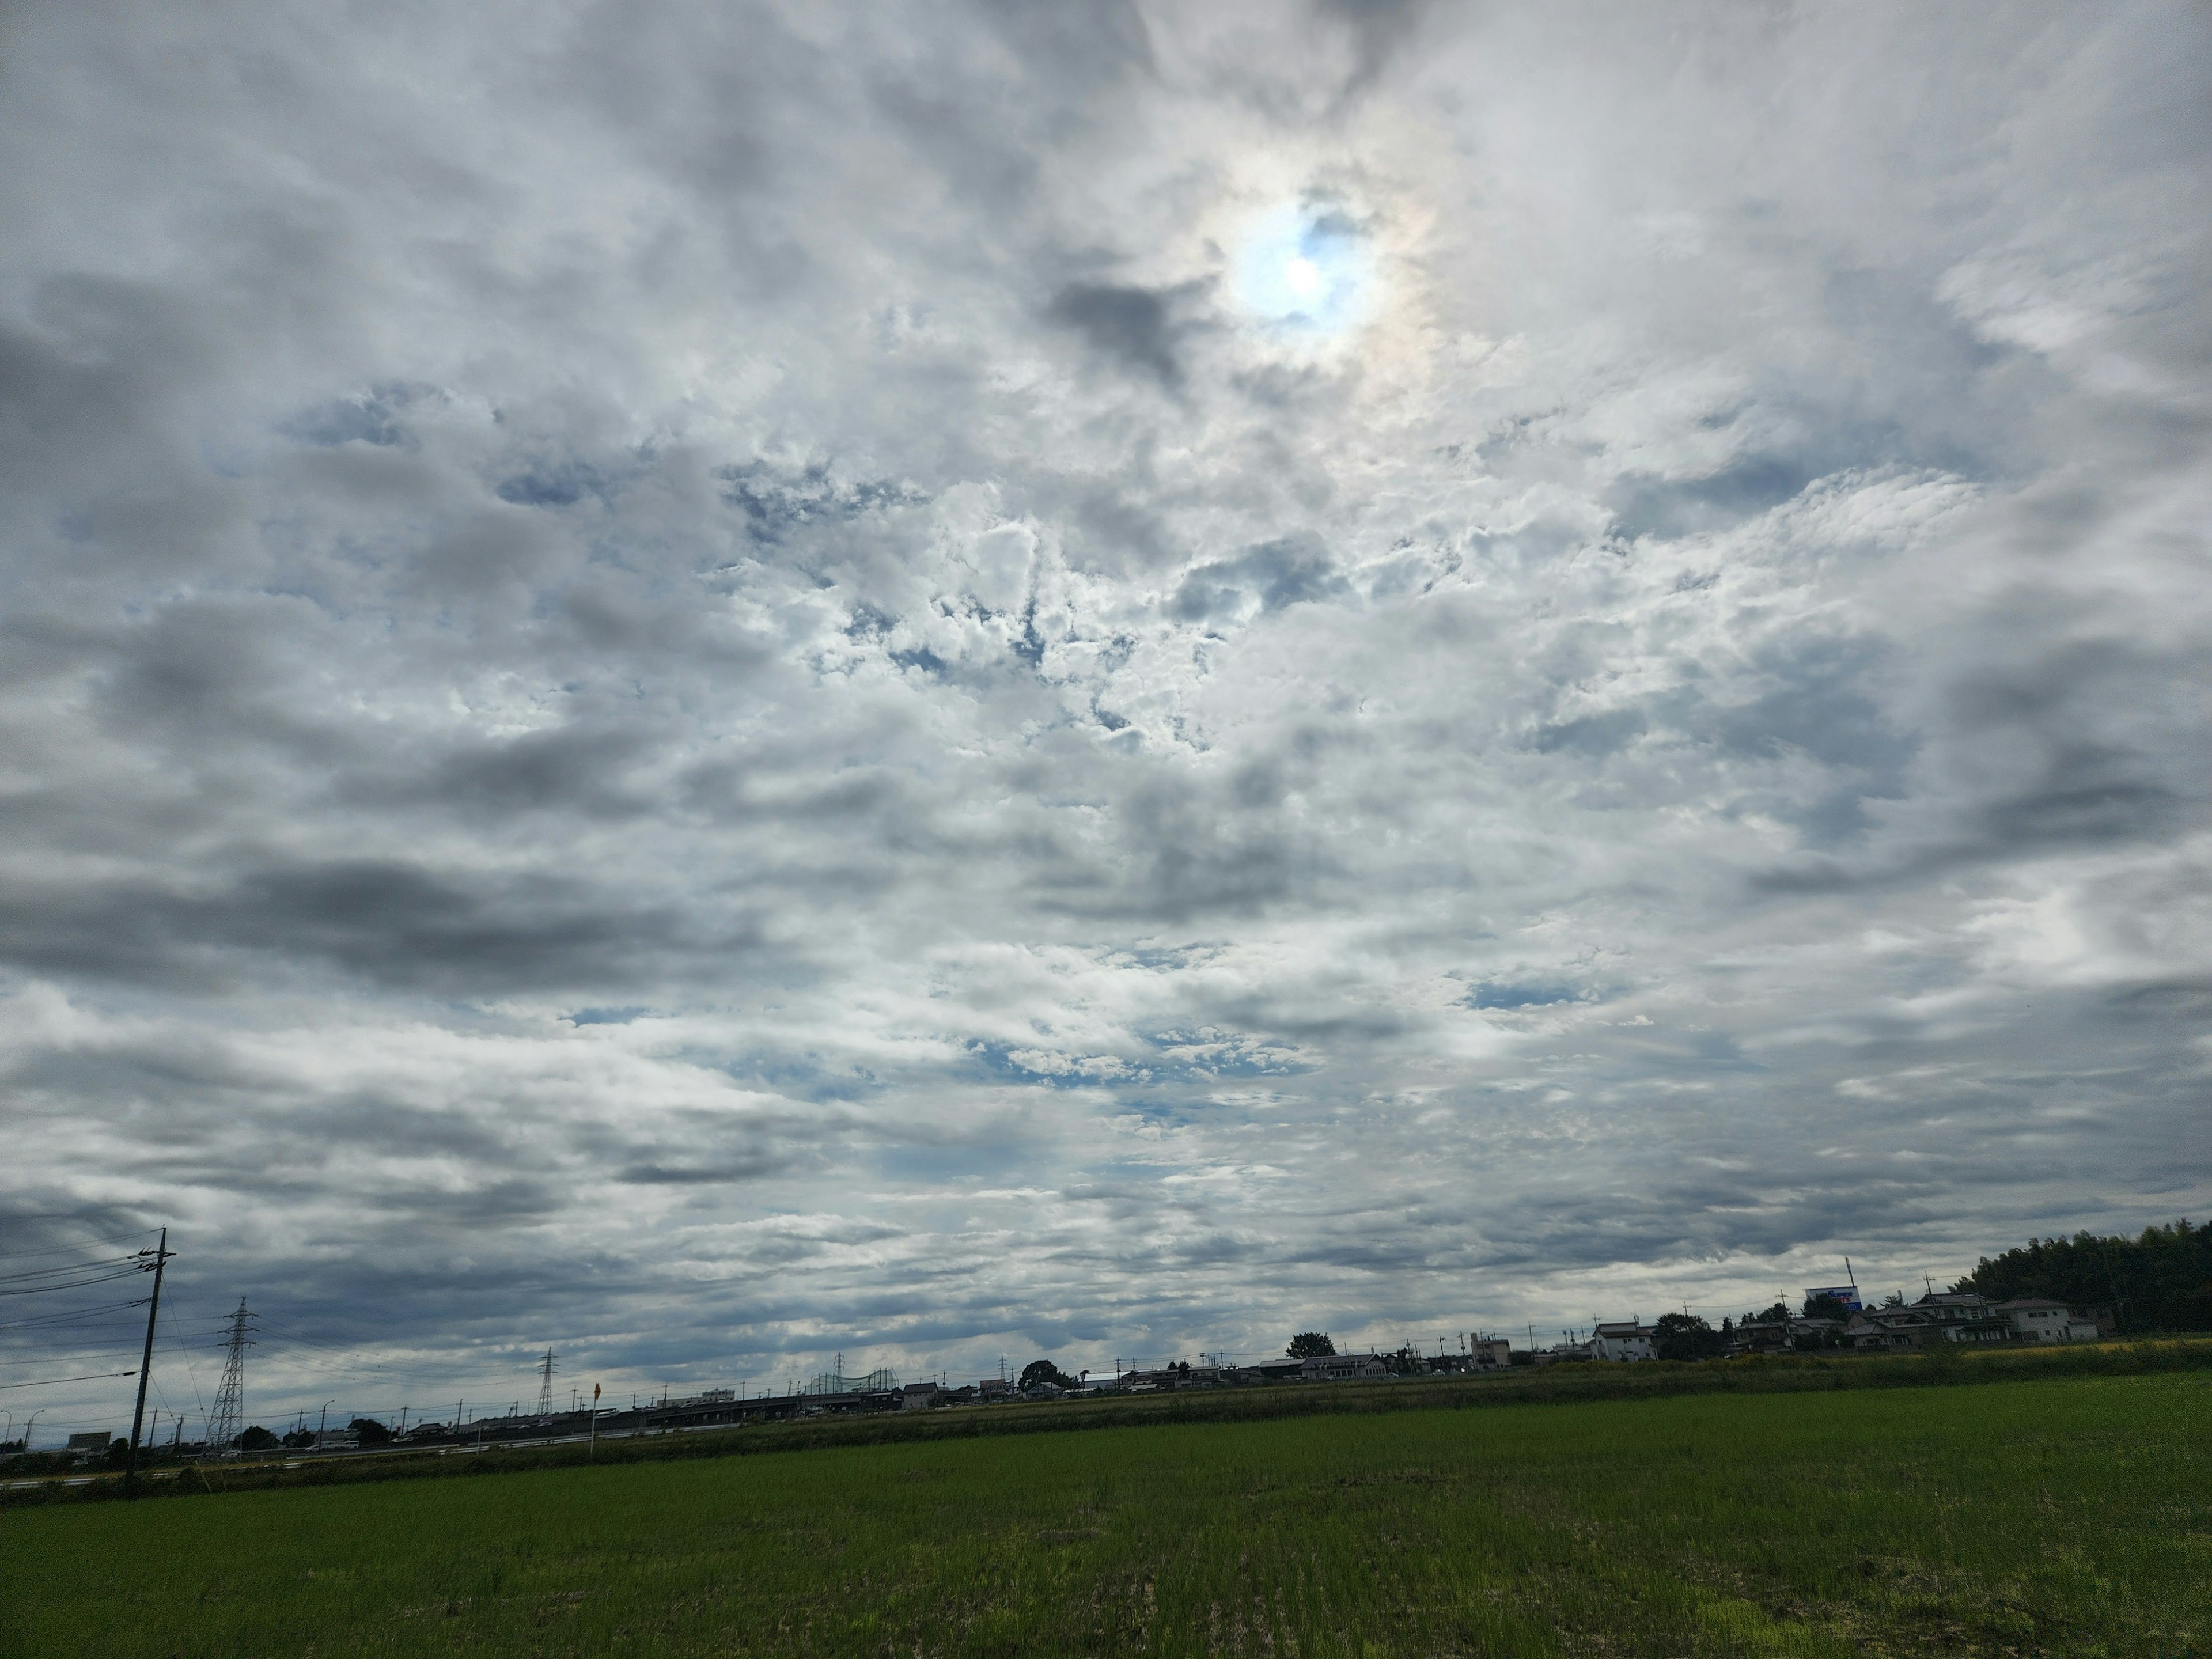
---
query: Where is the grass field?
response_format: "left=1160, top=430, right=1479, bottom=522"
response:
left=6, top=1372, right=2204, bottom=1658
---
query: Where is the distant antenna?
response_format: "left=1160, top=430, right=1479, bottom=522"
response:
left=536, top=1348, right=558, bottom=1415
left=206, top=1298, right=257, bottom=1450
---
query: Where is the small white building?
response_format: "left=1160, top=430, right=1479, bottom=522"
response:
left=1589, top=1321, right=1656, bottom=1362
left=1997, top=1298, right=2099, bottom=1343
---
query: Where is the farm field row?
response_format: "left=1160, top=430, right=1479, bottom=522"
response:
left=12, top=1335, right=2202, bottom=1506
left=6, top=1372, right=2205, bottom=1657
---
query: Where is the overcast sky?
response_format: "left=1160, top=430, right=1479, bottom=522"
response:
left=5, top=2, right=2208, bottom=1433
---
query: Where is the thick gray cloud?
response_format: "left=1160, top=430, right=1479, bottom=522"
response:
left=3, top=1, right=2208, bottom=1432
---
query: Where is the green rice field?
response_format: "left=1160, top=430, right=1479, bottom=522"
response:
left=6, top=1372, right=2205, bottom=1657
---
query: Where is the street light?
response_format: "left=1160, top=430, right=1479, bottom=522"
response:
left=21, top=1410, right=43, bottom=1452
left=317, top=1400, right=336, bottom=1449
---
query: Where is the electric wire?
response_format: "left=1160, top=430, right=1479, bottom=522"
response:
left=0, top=1297, right=147, bottom=1331
left=0, top=1267, right=145, bottom=1297
left=161, top=1295, right=209, bottom=1421
left=0, top=1253, right=141, bottom=1283
left=0, top=1229, right=158, bottom=1263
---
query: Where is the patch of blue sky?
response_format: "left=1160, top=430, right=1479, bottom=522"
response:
left=1233, top=202, right=1372, bottom=335
left=1144, top=1028, right=1310, bottom=1078
left=496, top=459, right=627, bottom=510
left=969, top=1030, right=1309, bottom=1089
left=1465, top=982, right=1596, bottom=1010
left=968, top=1041, right=1148, bottom=1089
left=701, top=1050, right=885, bottom=1101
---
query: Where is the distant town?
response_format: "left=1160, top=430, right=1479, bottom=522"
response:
left=7, top=1218, right=2201, bottom=1471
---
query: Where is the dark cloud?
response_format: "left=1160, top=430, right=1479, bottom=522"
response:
left=1048, top=282, right=1185, bottom=387
left=0, top=859, right=760, bottom=995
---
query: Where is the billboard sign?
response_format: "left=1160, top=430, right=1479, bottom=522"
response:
left=1805, top=1286, right=1861, bottom=1310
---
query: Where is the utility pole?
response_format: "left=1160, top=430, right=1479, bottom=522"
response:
left=124, top=1228, right=173, bottom=1494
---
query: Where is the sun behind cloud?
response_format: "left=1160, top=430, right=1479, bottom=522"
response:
left=1233, top=199, right=1377, bottom=336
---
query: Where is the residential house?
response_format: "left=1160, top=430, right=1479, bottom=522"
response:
left=1911, top=1291, right=2012, bottom=1344
left=1995, top=1298, right=2100, bottom=1343
left=1588, top=1320, right=1656, bottom=1361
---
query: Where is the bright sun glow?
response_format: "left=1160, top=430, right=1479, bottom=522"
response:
left=1233, top=202, right=1371, bottom=337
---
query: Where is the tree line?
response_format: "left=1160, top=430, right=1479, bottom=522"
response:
left=1955, top=1218, right=2209, bottom=1332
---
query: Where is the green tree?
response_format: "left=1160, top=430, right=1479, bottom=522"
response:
left=1955, top=1219, right=2210, bottom=1332
left=1802, top=1293, right=1854, bottom=1320
left=1018, top=1359, right=1073, bottom=1391
left=1652, top=1313, right=1722, bottom=1362
left=1287, top=1331, right=1335, bottom=1358
left=236, top=1425, right=279, bottom=1450
left=350, top=1417, right=392, bottom=1446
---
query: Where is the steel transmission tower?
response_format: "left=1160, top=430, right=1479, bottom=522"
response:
left=536, top=1348, right=557, bottom=1416
left=206, top=1299, right=257, bottom=1450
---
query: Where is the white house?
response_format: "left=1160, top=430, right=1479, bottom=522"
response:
left=1589, top=1320, right=1656, bottom=1361
left=1996, top=1298, right=2099, bottom=1343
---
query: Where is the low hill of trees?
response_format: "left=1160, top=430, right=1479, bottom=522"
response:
left=1955, top=1219, right=2210, bottom=1332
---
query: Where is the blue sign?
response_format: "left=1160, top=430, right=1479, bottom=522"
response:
left=1805, top=1286, right=1861, bottom=1310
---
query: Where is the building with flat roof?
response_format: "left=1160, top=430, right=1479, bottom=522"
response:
left=1301, top=1353, right=1389, bottom=1381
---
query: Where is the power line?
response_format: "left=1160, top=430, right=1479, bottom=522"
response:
left=0, top=1369, right=137, bottom=1391
left=162, top=1295, right=208, bottom=1422
left=0, top=1268, right=144, bottom=1297
left=0, top=1348, right=147, bottom=1369
left=0, top=1230, right=160, bottom=1263
left=0, top=1250, right=141, bottom=1277
left=0, top=1297, right=149, bottom=1331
